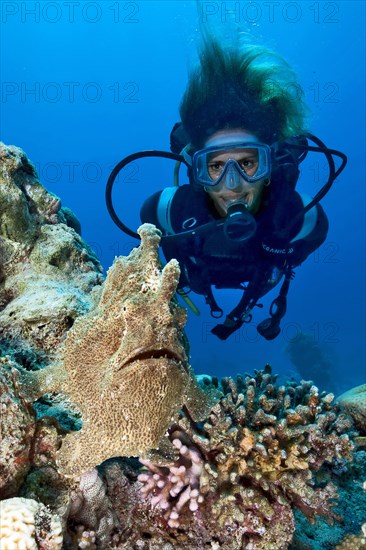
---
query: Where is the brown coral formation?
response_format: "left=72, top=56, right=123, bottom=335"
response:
left=17, top=224, right=218, bottom=476
left=0, top=142, right=103, bottom=356
left=135, top=365, right=354, bottom=549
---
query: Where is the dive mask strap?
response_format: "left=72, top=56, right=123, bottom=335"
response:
left=180, top=144, right=194, bottom=166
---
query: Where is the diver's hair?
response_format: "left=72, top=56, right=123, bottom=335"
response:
left=179, top=32, right=309, bottom=149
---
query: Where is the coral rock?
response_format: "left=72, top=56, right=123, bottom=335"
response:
left=0, top=358, right=36, bottom=498
left=0, top=142, right=103, bottom=356
left=337, top=384, right=366, bottom=433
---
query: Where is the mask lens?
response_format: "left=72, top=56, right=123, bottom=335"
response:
left=193, top=143, right=271, bottom=187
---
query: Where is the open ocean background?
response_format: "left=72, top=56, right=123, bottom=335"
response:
left=1, top=0, right=365, bottom=395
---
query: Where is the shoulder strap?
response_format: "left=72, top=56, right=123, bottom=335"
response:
left=156, top=187, right=178, bottom=235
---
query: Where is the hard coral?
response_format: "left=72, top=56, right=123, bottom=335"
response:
left=137, top=365, right=354, bottom=549
left=0, top=497, right=63, bottom=550
left=138, top=433, right=205, bottom=528
left=0, top=142, right=103, bottom=355
left=17, top=224, right=218, bottom=477
left=335, top=532, right=366, bottom=549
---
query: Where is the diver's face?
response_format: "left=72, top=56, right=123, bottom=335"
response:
left=204, top=129, right=267, bottom=216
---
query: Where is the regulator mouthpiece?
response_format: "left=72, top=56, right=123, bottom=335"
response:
left=223, top=201, right=257, bottom=242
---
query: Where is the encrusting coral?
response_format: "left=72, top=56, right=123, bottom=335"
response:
left=15, top=223, right=218, bottom=477
left=335, top=532, right=366, bottom=549
left=68, top=468, right=117, bottom=548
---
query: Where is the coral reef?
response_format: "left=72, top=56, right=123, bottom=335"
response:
left=67, top=468, right=118, bottom=548
left=1, top=143, right=363, bottom=548
left=14, top=223, right=218, bottom=477
left=290, top=449, right=366, bottom=549
left=56, top=365, right=352, bottom=549
left=138, top=435, right=205, bottom=528
left=335, top=533, right=366, bottom=549
left=0, top=497, right=63, bottom=549
left=337, top=384, right=366, bottom=433
left=0, top=142, right=103, bottom=357
left=133, top=365, right=354, bottom=548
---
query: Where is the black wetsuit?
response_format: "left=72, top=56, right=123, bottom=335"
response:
left=141, top=177, right=328, bottom=297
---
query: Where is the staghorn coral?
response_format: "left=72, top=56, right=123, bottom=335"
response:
left=135, top=364, right=355, bottom=549
left=0, top=142, right=103, bottom=356
left=15, top=223, right=218, bottom=477
left=0, top=497, right=63, bottom=550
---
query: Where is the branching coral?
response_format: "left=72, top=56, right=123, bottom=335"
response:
left=138, top=433, right=204, bottom=528
left=137, top=364, right=354, bottom=548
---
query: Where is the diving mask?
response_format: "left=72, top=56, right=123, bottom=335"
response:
left=191, top=142, right=272, bottom=189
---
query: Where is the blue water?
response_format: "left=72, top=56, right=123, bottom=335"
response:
left=1, top=0, right=365, bottom=392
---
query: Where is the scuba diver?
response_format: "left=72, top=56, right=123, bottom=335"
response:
left=106, top=35, right=347, bottom=341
